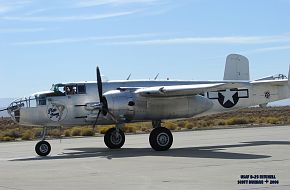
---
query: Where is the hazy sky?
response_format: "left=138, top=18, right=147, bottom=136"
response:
left=0, top=0, right=290, bottom=98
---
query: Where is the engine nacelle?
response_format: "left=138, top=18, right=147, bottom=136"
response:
left=104, top=90, right=136, bottom=122
left=104, top=90, right=214, bottom=122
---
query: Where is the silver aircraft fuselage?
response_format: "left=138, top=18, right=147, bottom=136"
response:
left=7, top=78, right=290, bottom=127
left=4, top=54, right=290, bottom=156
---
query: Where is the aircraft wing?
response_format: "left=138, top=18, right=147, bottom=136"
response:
left=134, top=82, right=248, bottom=97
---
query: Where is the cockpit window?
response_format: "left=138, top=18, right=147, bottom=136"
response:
left=51, top=84, right=66, bottom=96
left=65, top=85, right=76, bottom=95
left=51, top=83, right=86, bottom=96
left=38, top=96, right=46, bottom=105
left=77, top=85, right=86, bottom=94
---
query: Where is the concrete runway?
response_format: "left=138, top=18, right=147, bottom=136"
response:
left=0, top=126, right=290, bottom=190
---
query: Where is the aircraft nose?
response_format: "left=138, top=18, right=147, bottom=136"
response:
left=7, top=99, right=23, bottom=123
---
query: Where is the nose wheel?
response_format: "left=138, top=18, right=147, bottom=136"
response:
left=35, top=140, right=51, bottom=156
left=35, top=127, right=51, bottom=156
left=149, top=127, right=173, bottom=151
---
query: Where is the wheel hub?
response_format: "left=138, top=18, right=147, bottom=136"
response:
left=110, top=132, right=122, bottom=145
left=157, top=132, right=169, bottom=147
left=39, top=144, right=49, bottom=153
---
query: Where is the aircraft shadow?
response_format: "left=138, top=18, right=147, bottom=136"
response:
left=10, top=141, right=290, bottom=162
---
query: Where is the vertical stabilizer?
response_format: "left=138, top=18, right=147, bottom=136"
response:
left=223, top=54, right=250, bottom=81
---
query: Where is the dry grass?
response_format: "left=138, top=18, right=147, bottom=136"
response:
left=164, top=122, right=178, bottom=130
left=21, top=131, right=33, bottom=140
left=185, top=123, right=194, bottom=129
left=71, top=128, right=82, bottom=136
left=64, top=129, right=72, bottom=137
left=81, top=128, right=95, bottom=136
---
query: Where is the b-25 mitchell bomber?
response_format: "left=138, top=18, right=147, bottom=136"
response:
left=1, top=54, right=290, bottom=156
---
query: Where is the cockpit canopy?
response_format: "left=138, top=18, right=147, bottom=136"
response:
left=50, top=83, right=86, bottom=96
left=8, top=83, right=87, bottom=113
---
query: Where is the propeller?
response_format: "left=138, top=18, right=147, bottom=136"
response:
left=92, top=109, right=102, bottom=132
left=96, top=66, right=103, bottom=104
left=93, top=67, right=118, bottom=129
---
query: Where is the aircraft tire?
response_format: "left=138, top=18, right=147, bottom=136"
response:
left=149, top=127, right=173, bottom=151
left=35, top=140, right=51, bottom=157
left=104, top=128, right=125, bottom=149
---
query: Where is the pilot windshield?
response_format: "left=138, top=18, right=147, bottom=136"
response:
left=51, top=84, right=65, bottom=96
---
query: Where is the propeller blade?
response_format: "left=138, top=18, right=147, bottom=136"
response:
left=93, top=110, right=102, bottom=130
left=95, top=67, right=119, bottom=124
left=105, top=109, right=118, bottom=123
left=96, top=67, right=103, bottom=103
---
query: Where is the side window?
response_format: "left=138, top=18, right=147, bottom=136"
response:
left=30, top=97, right=37, bottom=107
left=77, top=85, right=86, bottom=94
left=38, top=97, right=46, bottom=105
left=65, top=85, right=77, bottom=95
left=65, top=84, right=86, bottom=95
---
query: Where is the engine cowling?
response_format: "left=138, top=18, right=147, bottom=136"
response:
left=104, top=90, right=136, bottom=122
left=104, top=90, right=214, bottom=122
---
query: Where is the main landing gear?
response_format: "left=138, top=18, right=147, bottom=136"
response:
left=149, top=127, right=173, bottom=151
left=104, top=126, right=125, bottom=149
left=149, top=120, right=173, bottom=151
left=102, top=121, right=173, bottom=151
left=35, top=127, right=51, bottom=157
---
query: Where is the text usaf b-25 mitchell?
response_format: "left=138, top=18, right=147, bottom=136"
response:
left=1, top=54, right=290, bottom=156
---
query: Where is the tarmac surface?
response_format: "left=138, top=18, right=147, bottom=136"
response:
left=0, top=126, right=290, bottom=190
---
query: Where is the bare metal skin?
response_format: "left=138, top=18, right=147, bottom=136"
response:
left=1, top=54, right=290, bottom=156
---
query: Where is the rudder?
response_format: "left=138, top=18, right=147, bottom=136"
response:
left=223, top=54, right=250, bottom=81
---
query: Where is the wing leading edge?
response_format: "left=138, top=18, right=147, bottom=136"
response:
left=134, top=82, right=249, bottom=97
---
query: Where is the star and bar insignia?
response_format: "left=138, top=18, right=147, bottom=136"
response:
left=207, top=89, right=249, bottom=108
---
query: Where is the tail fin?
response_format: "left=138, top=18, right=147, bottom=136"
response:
left=223, top=54, right=250, bottom=81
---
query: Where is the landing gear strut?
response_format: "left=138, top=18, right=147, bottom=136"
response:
left=104, top=125, right=125, bottom=149
left=35, top=127, right=51, bottom=157
left=149, top=121, right=173, bottom=151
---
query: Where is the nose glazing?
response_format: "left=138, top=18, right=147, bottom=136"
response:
left=7, top=99, right=24, bottom=123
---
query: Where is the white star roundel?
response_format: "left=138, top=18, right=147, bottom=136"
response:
left=207, top=89, right=249, bottom=108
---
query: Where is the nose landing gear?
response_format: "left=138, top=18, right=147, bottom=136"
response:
left=35, top=140, right=51, bottom=157
left=35, top=127, right=51, bottom=157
